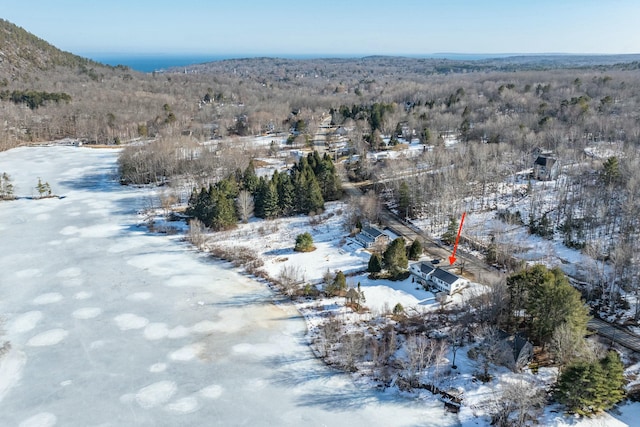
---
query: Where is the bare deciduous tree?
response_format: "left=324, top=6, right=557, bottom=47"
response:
left=159, top=188, right=178, bottom=217
left=236, top=190, right=254, bottom=223
left=186, top=218, right=207, bottom=249
left=490, top=380, right=546, bottom=427
left=278, top=264, right=304, bottom=296
left=550, top=322, right=587, bottom=372
left=339, top=331, right=365, bottom=372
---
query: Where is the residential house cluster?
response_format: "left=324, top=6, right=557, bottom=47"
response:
left=410, top=261, right=468, bottom=296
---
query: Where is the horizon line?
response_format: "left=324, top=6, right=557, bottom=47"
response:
left=82, top=51, right=640, bottom=59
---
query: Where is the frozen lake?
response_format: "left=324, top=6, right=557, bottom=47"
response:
left=0, top=146, right=457, bottom=426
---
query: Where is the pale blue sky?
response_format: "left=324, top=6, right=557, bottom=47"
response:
left=3, top=0, right=639, bottom=56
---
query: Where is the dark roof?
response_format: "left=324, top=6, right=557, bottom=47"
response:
left=362, top=225, right=384, bottom=238
left=498, top=331, right=533, bottom=365
left=431, top=268, right=460, bottom=285
left=535, top=156, right=556, bottom=167
left=420, top=263, right=435, bottom=275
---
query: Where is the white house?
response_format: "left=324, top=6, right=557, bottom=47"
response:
left=409, top=262, right=435, bottom=284
left=355, top=225, right=389, bottom=249
left=410, top=261, right=468, bottom=295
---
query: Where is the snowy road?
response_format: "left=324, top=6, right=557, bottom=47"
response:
left=588, top=319, right=640, bottom=353
left=0, top=146, right=458, bottom=426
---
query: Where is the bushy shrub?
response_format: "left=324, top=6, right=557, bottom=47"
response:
left=294, top=232, right=315, bottom=252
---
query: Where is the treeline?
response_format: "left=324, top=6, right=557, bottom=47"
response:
left=331, top=102, right=395, bottom=132
left=0, top=90, right=71, bottom=109
left=186, top=151, right=342, bottom=230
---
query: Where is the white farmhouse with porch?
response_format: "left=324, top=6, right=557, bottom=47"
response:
left=410, top=261, right=468, bottom=295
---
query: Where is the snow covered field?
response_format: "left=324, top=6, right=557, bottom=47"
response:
left=0, top=146, right=458, bottom=426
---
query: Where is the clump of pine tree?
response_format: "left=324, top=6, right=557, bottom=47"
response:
left=555, top=350, right=625, bottom=416
left=186, top=151, right=342, bottom=229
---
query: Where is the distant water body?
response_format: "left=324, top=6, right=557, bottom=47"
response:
left=88, top=54, right=231, bottom=72
left=87, top=53, right=508, bottom=73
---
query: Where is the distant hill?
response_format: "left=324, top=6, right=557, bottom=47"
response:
left=0, top=18, right=103, bottom=79
left=180, top=53, right=640, bottom=79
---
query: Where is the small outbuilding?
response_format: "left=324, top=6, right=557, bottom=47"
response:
left=532, top=155, right=559, bottom=181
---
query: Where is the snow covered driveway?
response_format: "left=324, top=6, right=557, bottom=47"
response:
left=0, top=146, right=456, bottom=426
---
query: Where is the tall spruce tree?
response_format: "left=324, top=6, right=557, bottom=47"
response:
left=398, top=181, right=411, bottom=219
left=253, top=178, right=267, bottom=218
left=600, top=351, right=625, bottom=407
left=408, top=239, right=422, bottom=261
left=262, top=181, right=280, bottom=219
left=368, top=253, right=382, bottom=274
left=277, top=173, right=295, bottom=216
left=206, top=179, right=238, bottom=230
left=305, top=170, right=324, bottom=214
left=442, top=216, right=459, bottom=245
left=383, top=237, right=408, bottom=276
left=243, top=160, right=259, bottom=193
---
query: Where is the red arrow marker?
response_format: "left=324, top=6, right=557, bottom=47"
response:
left=448, top=212, right=466, bottom=265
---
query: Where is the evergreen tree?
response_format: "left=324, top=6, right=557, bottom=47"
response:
left=555, top=360, right=600, bottom=416
left=292, top=169, right=307, bottom=214
left=408, top=239, right=422, bottom=261
left=325, top=270, right=347, bottom=296
left=398, top=181, right=411, bottom=219
left=35, top=177, right=52, bottom=198
left=305, top=170, right=324, bottom=214
left=393, top=303, right=405, bottom=315
left=208, top=182, right=237, bottom=230
left=555, top=351, right=625, bottom=416
left=307, top=151, right=321, bottom=173
left=316, top=154, right=342, bottom=201
left=243, top=160, right=259, bottom=193
left=507, top=265, right=590, bottom=345
left=294, top=232, right=314, bottom=252
left=367, top=253, right=382, bottom=274
left=276, top=173, right=295, bottom=216
left=442, top=216, right=459, bottom=245
left=600, top=156, right=620, bottom=186
left=262, top=181, right=280, bottom=219
left=217, top=176, right=239, bottom=199
left=0, top=172, right=14, bottom=199
left=600, top=351, right=625, bottom=407
left=383, top=237, right=408, bottom=276
left=186, top=186, right=210, bottom=224
left=253, top=178, right=268, bottom=218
